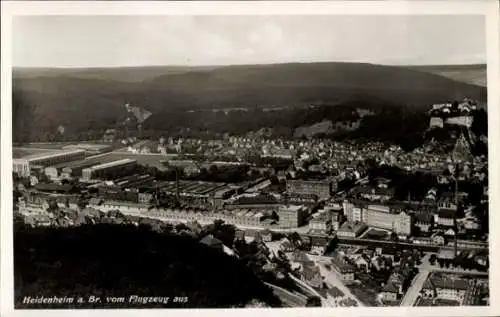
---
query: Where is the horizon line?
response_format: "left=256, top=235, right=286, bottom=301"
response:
left=12, top=61, right=487, bottom=70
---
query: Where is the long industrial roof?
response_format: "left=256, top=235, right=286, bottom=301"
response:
left=23, top=149, right=85, bottom=162
left=84, top=159, right=136, bottom=171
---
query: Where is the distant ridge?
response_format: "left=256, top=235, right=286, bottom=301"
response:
left=13, top=61, right=487, bottom=143
left=405, top=64, right=486, bottom=87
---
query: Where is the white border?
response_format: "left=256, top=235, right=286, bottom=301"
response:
left=1, top=1, right=499, bottom=317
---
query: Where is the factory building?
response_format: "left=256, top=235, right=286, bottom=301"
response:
left=343, top=200, right=412, bottom=236
left=277, top=205, right=309, bottom=228
left=286, top=179, right=335, bottom=200
left=13, top=149, right=86, bottom=178
left=81, top=159, right=137, bottom=181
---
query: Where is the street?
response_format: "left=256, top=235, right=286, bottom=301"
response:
left=400, top=270, right=429, bottom=306
left=315, top=261, right=365, bottom=307
left=400, top=253, right=488, bottom=307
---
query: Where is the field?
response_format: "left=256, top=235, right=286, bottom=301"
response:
left=13, top=148, right=62, bottom=159
left=13, top=143, right=75, bottom=150
left=71, top=152, right=171, bottom=170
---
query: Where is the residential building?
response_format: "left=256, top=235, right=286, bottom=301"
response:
left=280, top=238, right=294, bottom=252
left=260, top=229, right=273, bottom=242
left=301, top=265, right=323, bottom=289
left=414, top=212, right=434, bottom=233
left=437, top=209, right=455, bottom=227
left=353, top=255, right=370, bottom=272
left=330, top=254, right=356, bottom=281
left=432, top=234, right=446, bottom=246
left=421, top=274, right=470, bottom=303
left=380, top=282, right=399, bottom=301
left=200, top=234, right=223, bottom=251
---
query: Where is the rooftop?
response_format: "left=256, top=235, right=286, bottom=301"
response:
left=22, top=149, right=86, bottom=162
left=86, top=159, right=136, bottom=171
left=338, top=221, right=367, bottom=234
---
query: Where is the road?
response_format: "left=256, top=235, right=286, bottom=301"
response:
left=315, top=261, right=365, bottom=307
left=399, top=253, right=488, bottom=307
left=400, top=270, right=429, bottom=306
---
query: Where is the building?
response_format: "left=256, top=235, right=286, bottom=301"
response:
left=330, top=254, right=356, bottom=281
left=280, top=238, right=294, bottom=252
left=81, top=159, right=137, bottom=181
left=357, top=186, right=394, bottom=202
left=45, top=159, right=105, bottom=181
left=421, top=273, right=470, bottom=303
left=286, top=179, right=335, bottom=200
left=62, top=143, right=112, bottom=155
left=331, top=212, right=342, bottom=231
left=337, top=221, right=367, bottom=238
left=414, top=212, right=434, bottom=233
left=393, top=212, right=412, bottom=236
left=213, top=188, right=237, bottom=208
left=260, top=229, right=273, bottom=242
left=301, top=265, right=323, bottom=288
left=343, top=201, right=412, bottom=236
left=225, top=193, right=281, bottom=210
left=138, top=192, right=154, bottom=204
left=200, top=234, right=224, bottom=251
left=308, top=211, right=332, bottom=234
left=437, top=209, right=455, bottom=227
left=59, top=160, right=103, bottom=179
left=342, top=200, right=354, bottom=219
left=278, top=205, right=309, bottom=228
left=352, top=255, right=370, bottom=272
left=380, top=282, right=399, bottom=301
left=13, top=149, right=86, bottom=177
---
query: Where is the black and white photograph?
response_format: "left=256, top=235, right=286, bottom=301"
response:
left=1, top=1, right=499, bottom=316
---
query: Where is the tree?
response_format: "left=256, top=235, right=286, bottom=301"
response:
left=390, top=232, right=399, bottom=242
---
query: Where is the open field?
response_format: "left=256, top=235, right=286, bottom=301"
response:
left=13, top=148, right=62, bottom=159
left=408, top=64, right=486, bottom=87
left=75, top=152, right=171, bottom=170
left=13, top=142, right=75, bottom=150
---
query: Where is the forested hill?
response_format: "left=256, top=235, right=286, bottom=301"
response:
left=14, top=223, right=280, bottom=308
left=13, top=62, right=487, bottom=143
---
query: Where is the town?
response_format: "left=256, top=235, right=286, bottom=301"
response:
left=12, top=99, right=489, bottom=308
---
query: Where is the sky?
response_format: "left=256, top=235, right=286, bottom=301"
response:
left=13, top=15, right=486, bottom=68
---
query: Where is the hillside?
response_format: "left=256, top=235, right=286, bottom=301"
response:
left=13, top=65, right=221, bottom=83
left=13, top=62, right=487, bottom=143
left=407, top=64, right=486, bottom=87
left=14, top=223, right=280, bottom=308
